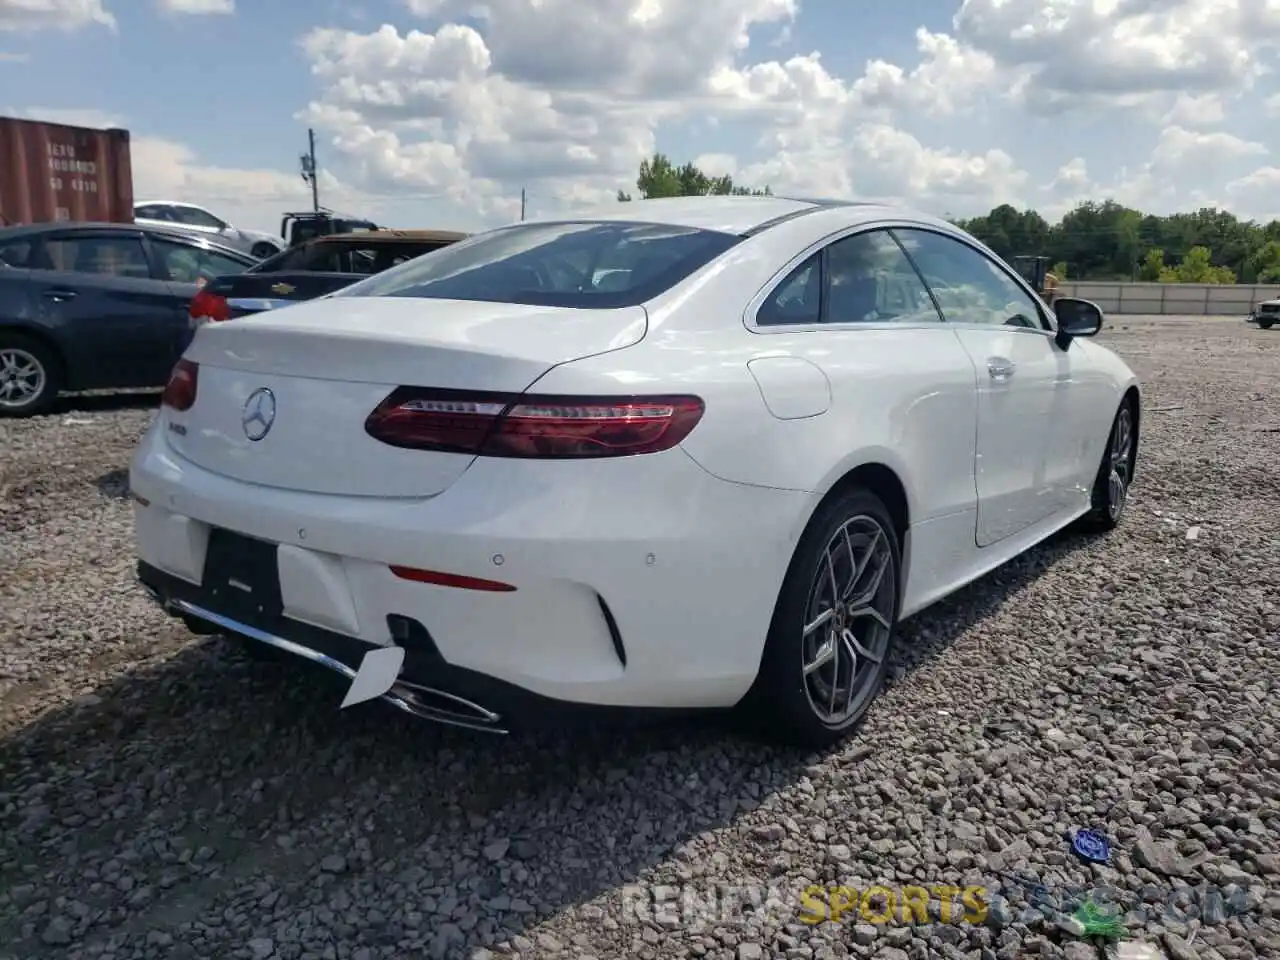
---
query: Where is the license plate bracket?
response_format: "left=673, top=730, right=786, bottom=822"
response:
left=202, top=527, right=282, bottom=624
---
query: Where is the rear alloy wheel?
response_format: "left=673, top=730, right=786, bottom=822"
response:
left=749, top=488, right=901, bottom=747
left=1084, top=400, right=1135, bottom=531
left=0, top=336, right=61, bottom=418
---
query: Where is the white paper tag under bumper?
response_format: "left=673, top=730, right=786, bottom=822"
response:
left=340, top=646, right=406, bottom=708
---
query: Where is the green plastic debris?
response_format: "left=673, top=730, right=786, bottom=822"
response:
left=1074, top=899, right=1127, bottom=939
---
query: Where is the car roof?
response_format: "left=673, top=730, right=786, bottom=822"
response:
left=134, top=200, right=206, bottom=209
left=517, top=195, right=952, bottom=236
left=315, top=229, right=469, bottom=244
left=0, top=220, right=254, bottom=256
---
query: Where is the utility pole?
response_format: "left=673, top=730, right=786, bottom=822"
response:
left=299, top=128, right=319, bottom=213
left=520, top=187, right=526, bottom=222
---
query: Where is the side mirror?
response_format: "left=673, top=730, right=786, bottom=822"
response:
left=1053, top=297, right=1103, bottom=349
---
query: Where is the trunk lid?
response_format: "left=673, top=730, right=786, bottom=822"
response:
left=166, top=296, right=648, bottom=498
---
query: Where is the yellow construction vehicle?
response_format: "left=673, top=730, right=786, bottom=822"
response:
left=1012, top=255, right=1060, bottom=303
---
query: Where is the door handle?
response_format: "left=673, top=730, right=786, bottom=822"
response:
left=42, top=289, right=78, bottom=302
left=987, top=357, right=1016, bottom=380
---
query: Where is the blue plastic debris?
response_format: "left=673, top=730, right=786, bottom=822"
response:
left=1072, top=828, right=1111, bottom=864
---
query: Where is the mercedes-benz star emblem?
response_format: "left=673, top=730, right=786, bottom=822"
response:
left=242, top=387, right=276, bottom=441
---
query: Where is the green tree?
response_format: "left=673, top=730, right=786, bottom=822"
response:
left=1139, top=248, right=1166, bottom=282
left=619, top=153, right=770, bottom=201
left=1243, top=240, right=1280, bottom=283
left=616, top=159, right=1280, bottom=283
left=1158, top=246, right=1236, bottom=283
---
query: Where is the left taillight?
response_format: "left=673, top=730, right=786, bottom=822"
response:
left=161, top=359, right=199, bottom=411
left=189, top=288, right=229, bottom=323
left=364, top=388, right=705, bottom=459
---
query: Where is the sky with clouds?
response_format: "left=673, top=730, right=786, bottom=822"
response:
left=3, top=0, right=1279, bottom=236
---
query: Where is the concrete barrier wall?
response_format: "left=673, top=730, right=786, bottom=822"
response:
left=1057, top=282, right=1280, bottom=316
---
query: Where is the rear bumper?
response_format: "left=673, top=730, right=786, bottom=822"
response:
left=138, top=561, right=682, bottom=732
left=129, top=418, right=815, bottom=717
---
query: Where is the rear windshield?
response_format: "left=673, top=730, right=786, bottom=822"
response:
left=331, top=221, right=743, bottom=309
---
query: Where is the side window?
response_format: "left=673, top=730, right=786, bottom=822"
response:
left=892, top=228, right=1044, bottom=329
left=152, top=238, right=249, bottom=284
left=344, top=246, right=381, bottom=275
left=756, top=230, right=943, bottom=327
left=824, top=230, right=941, bottom=324
left=0, top=239, right=32, bottom=268
left=299, top=246, right=344, bottom=272
left=257, top=244, right=312, bottom=272
left=375, top=243, right=438, bottom=272
left=45, top=236, right=152, bottom=279
left=172, top=206, right=225, bottom=229
left=758, top=254, right=822, bottom=325
left=134, top=205, right=165, bottom=220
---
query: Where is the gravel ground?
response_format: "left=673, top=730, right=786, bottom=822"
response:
left=1, top=316, right=1277, bottom=960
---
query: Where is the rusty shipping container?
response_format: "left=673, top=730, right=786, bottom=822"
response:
left=0, top=116, right=134, bottom=226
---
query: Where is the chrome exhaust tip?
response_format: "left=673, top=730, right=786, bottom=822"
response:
left=386, top=680, right=508, bottom=734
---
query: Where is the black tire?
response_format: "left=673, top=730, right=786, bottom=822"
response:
left=0, top=332, right=62, bottom=418
left=1260, top=320, right=1274, bottom=330
left=250, top=242, right=278, bottom=260
left=1082, top=397, right=1136, bottom=531
left=744, top=487, right=902, bottom=747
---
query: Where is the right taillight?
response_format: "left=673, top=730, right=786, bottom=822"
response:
left=161, top=359, right=199, bottom=411
left=189, top=289, right=229, bottom=323
left=364, top=388, right=705, bottom=459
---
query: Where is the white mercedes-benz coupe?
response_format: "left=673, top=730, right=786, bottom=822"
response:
left=130, top=196, right=1140, bottom=746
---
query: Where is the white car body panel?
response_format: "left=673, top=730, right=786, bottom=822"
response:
left=130, top=196, right=1139, bottom=715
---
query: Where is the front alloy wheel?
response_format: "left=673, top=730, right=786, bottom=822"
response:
left=1085, top=400, right=1135, bottom=530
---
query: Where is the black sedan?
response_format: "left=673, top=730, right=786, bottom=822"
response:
left=0, top=220, right=257, bottom=417
left=187, top=228, right=468, bottom=330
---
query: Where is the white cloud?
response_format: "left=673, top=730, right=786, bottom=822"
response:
left=953, top=0, right=1280, bottom=108
left=298, top=7, right=1040, bottom=225
left=1226, top=167, right=1280, bottom=221
left=1046, top=126, right=1270, bottom=218
left=1046, top=158, right=1090, bottom=196
left=0, top=0, right=115, bottom=31
left=1162, top=93, right=1226, bottom=128
left=11, top=0, right=1280, bottom=231
left=155, top=0, right=234, bottom=14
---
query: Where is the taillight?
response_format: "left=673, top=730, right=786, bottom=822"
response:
left=189, top=289, right=229, bottom=323
left=364, top=388, right=705, bottom=459
left=162, top=359, right=199, bottom=411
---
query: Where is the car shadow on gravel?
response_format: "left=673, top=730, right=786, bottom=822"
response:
left=0, top=523, right=1101, bottom=957
left=93, top=468, right=130, bottom=500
